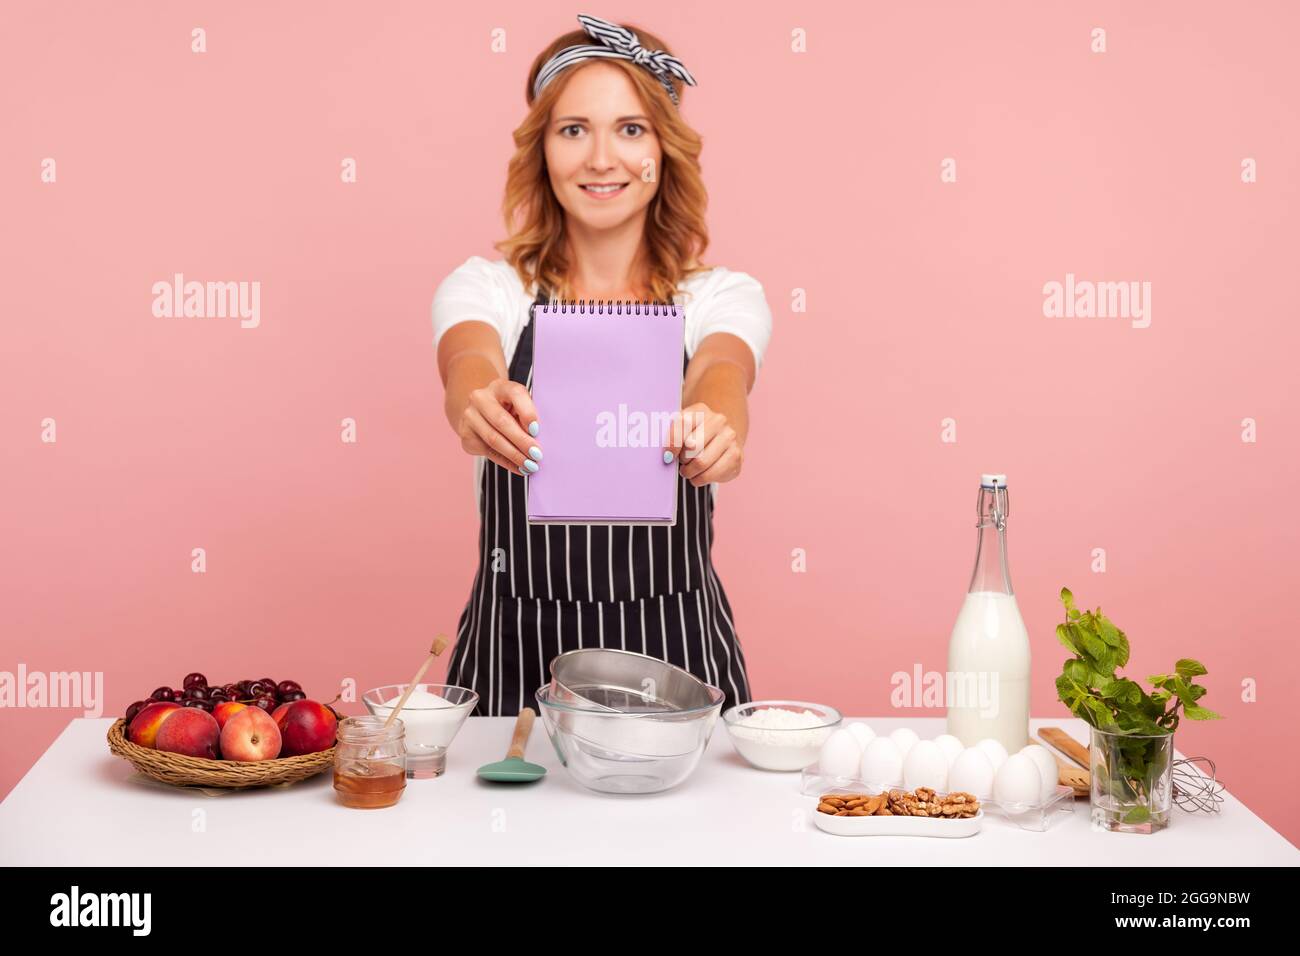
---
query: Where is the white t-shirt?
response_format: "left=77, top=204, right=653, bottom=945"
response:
left=432, top=255, right=773, bottom=506
left=431, top=255, right=773, bottom=374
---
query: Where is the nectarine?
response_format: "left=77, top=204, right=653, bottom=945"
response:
left=155, top=707, right=220, bottom=759
left=211, top=700, right=247, bottom=730
left=221, top=706, right=282, bottom=761
left=273, top=700, right=337, bottom=757
left=127, top=701, right=182, bottom=748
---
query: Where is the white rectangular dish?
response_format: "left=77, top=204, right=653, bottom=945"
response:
left=812, top=805, right=983, bottom=838
left=801, top=769, right=1076, bottom=832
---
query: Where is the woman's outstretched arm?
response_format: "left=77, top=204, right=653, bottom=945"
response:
left=668, top=332, right=756, bottom=486
left=438, top=321, right=542, bottom=475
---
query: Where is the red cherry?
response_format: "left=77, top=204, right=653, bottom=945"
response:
left=151, top=686, right=174, bottom=702
left=124, top=700, right=147, bottom=724
left=182, top=673, right=208, bottom=691
left=276, top=680, right=302, bottom=698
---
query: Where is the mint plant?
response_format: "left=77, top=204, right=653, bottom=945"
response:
left=1054, top=587, right=1221, bottom=823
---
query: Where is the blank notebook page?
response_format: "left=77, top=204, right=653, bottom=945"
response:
left=526, top=301, right=684, bottom=525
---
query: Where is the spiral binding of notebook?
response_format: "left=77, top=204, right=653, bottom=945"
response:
left=526, top=298, right=685, bottom=525
left=533, top=298, right=680, bottom=314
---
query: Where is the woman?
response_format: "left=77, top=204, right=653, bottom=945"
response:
left=432, top=15, right=772, bottom=716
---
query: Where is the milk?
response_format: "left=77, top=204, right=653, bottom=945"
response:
left=946, top=590, right=1031, bottom=752
left=944, top=475, right=1031, bottom=753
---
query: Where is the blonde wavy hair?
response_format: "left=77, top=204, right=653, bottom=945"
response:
left=494, top=22, right=710, bottom=304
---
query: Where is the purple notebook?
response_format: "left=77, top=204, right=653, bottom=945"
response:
left=526, top=300, right=684, bottom=525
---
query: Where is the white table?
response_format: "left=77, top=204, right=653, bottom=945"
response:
left=2, top=716, right=1295, bottom=865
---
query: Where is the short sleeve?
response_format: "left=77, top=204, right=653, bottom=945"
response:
left=685, top=268, right=773, bottom=377
left=431, top=255, right=511, bottom=351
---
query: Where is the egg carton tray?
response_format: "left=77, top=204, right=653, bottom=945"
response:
left=800, top=769, right=1077, bottom=832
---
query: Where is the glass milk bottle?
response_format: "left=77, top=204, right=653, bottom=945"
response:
left=946, top=474, right=1031, bottom=752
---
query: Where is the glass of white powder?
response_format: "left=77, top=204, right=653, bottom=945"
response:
left=362, top=684, right=479, bottom=779
left=722, top=700, right=842, bottom=771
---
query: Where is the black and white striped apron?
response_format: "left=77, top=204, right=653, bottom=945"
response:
left=447, top=288, right=752, bottom=716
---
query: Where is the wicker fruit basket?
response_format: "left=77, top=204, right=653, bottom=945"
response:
left=107, top=718, right=334, bottom=789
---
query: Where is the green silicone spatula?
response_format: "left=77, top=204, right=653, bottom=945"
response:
left=476, top=708, right=546, bottom=783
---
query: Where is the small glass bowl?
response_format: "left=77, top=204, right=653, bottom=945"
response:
left=362, top=684, right=478, bottom=779
left=721, top=700, right=842, bottom=771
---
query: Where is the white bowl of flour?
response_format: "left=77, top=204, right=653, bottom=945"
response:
left=722, top=701, right=842, bottom=771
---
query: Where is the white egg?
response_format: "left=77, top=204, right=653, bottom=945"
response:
left=1019, top=745, right=1059, bottom=803
left=933, top=734, right=965, bottom=767
left=993, top=753, right=1043, bottom=806
left=975, top=737, right=1008, bottom=771
left=948, top=747, right=995, bottom=799
left=888, top=727, right=919, bottom=759
left=818, top=728, right=862, bottom=780
left=902, top=740, right=948, bottom=791
left=860, top=737, right=904, bottom=789
left=846, top=722, right=876, bottom=748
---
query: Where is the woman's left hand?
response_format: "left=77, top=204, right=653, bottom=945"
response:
left=663, top=402, right=744, bottom=486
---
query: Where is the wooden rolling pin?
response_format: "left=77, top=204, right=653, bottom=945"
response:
left=1038, top=727, right=1091, bottom=796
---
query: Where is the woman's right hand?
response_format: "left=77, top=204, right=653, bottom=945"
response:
left=456, top=378, right=543, bottom=476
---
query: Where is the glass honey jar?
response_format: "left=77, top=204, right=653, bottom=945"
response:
left=333, top=716, right=407, bottom=809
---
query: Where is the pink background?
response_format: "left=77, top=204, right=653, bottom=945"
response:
left=2, top=2, right=1297, bottom=846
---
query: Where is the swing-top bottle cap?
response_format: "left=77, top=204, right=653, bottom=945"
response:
left=980, top=473, right=1007, bottom=488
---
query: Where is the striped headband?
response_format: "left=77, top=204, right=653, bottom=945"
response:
left=533, top=14, right=697, bottom=107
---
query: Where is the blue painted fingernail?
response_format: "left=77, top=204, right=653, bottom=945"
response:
left=528, top=421, right=540, bottom=437
left=529, top=446, right=543, bottom=461
left=663, top=450, right=675, bottom=464
left=522, top=459, right=539, bottom=473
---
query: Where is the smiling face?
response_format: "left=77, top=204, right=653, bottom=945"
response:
left=544, top=62, right=662, bottom=233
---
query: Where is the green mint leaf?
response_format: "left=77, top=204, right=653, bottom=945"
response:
left=1112, top=679, right=1143, bottom=707
left=1113, top=627, right=1131, bottom=668
left=1176, top=658, right=1208, bottom=679
left=1183, top=703, right=1222, bottom=721
left=1171, top=676, right=1198, bottom=708
left=1123, top=805, right=1151, bottom=825
left=1064, top=659, right=1092, bottom=687
left=1138, top=689, right=1165, bottom=720
left=1055, top=623, right=1080, bottom=655
left=1091, top=643, right=1118, bottom=677
left=1056, top=674, right=1086, bottom=712
left=1084, top=697, right=1117, bottom=729
left=1079, top=629, right=1108, bottom=663
left=1095, top=613, right=1124, bottom=649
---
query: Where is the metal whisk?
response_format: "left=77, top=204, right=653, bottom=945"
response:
left=1172, top=756, right=1225, bottom=813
